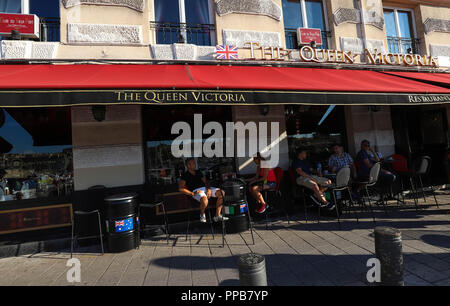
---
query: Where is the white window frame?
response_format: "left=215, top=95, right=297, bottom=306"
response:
left=0, top=0, right=28, bottom=14
left=153, top=0, right=215, bottom=44
left=283, top=0, right=329, bottom=30
left=383, top=6, right=417, bottom=53
left=152, top=0, right=215, bottom=26
left=22, top=0, right=29, bottom=14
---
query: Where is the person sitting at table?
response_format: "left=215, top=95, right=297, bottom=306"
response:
left=328, top=143, right=357, bottom=178
left=178, top=157, right=228, bottom=223
left=0, top=169, right=7, bottom=202
left=293, top=149, right=335, bottom=210
left=356, top=139, right=396, bottom=188
left=245, top=152, right=277, bottom=214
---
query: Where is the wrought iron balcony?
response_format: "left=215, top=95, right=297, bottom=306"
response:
left=39, top=17, right=60, bottom=42
left=150, top=22, right=215, bottom=46
left=284, top=28, right=331, bottom=50
left=387, top=36, right=420, bottom=54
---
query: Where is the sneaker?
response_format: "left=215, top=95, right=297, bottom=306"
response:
left=309, top=195, right=327, bottom=208
left=325, top=202, right=336, bottom=210
left=255, top=203, right=269, bottom=214
left=200, top=214, right=207, bottom=223
left=213, top=215, right=229, bottom=222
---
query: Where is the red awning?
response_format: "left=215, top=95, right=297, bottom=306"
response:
left=0, top=64, right=449, bottom=106
left=0, top=64, right=448, bottom=93
left=383, top=71, right=450, bottom=88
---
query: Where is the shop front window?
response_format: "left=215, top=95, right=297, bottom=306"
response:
left=143, top=105, right=234, bottom=189
left=285, top=105, right=346, bottom=167
left=152, top=0, right=215, bottom=46
left=0, top=107, right=73, bottom=203
left=282, top=0, right=329, bottom=49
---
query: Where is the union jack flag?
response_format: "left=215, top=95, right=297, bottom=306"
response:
left=115, top=220, right=124, bottom=227
left=215, top=45, right=238, bottom=60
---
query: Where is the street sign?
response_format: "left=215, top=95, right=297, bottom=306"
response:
left=297, top=27, right=322, bottom=46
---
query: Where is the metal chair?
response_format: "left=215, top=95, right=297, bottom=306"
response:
left=71, top=209, right=104, bottom=258
left=139, top=201, right=170, bottom=244
left=288, top=167, right=320, bottom=223
left=353, top=162, right=382, bottom=222
left=262, top=167, right=290, bottom=229
left=186, top=196, right=216, bottom=243
left=414, top=156, right=438, bottom=207
left=328, top=166, right=358, bottom=225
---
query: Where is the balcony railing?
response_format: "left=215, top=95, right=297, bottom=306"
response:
left=150, top=22, right=215, bottom=46
left=285, top=28, right=331, bottom=50
left=387, top=36, right=420, bottom=54
left=39, top=17, right=60, bottom=42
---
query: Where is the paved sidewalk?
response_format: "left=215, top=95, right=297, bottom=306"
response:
left=0, top=192, right=449, bottom=286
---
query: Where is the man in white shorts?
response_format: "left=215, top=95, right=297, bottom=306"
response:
left=178, top=158, right=228, bottom=223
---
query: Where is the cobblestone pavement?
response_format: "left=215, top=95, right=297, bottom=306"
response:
left=1, top=192, right=449, bottom=286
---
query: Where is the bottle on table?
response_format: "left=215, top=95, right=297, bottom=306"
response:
left=317, top=162, right=322, bottom=176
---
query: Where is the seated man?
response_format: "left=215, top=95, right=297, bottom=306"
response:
left=293, top=150, right=335, bottom=210
left=178, top=158, right=228, bottom=223
left=356, top=140, right=396, bottom=190
left=328, top=143, right=357, bottom=178
left=0, top=169, right=6, bottom=202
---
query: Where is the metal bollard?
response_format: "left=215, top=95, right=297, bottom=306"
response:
left=238, top=253, right=267, bottom=286
left=374, top=226, right=404, bottom=286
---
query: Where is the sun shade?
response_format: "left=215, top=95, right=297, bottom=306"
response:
left=0, top=64, right=448, bottom=106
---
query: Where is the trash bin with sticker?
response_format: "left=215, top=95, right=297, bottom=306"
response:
left=104, top=193, right=140, bottom=252
left=221, top=178, right=250, bottom=233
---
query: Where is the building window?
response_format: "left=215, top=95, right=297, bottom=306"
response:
left=152, top=0, right=215, bottom=46
left=282, top=0, right=329, bottom=49
left=0, top=0, right=23, bottom=13
left=0, top=107, right=73, bottom=203
left=384, top=8, right=418, bottom=54
left=29, top=0, right=60, bottom=42
left=285, top=105, right=346, bottom=167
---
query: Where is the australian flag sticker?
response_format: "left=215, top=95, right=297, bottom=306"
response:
left=115, top=217, right=134, bottom=233
left=240, top=203, right=248, bottom=213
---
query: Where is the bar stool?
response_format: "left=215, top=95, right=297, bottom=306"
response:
left=139, top=201, right=170, bottom=244
left=71, top=209, right=104, bottom=258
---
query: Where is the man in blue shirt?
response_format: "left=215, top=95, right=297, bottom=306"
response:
left=328, top=143, right=357, bottom=178
left=292, top=150, right=335, bottom=210
left=356, top=139, right=395, bottom=187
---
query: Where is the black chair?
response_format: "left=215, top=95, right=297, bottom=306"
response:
left=413, top=156, right=438, bottom=208
left=288, top=167, right=320, bottom=223
left=353, top=162, right=382, bottom=222
left=185, top=196, right=217, bottom=243
left=139, top=201, right=170, bottom=244
left=395, top=156, right=438, bottom=210
left=71, top=209, right=104, bottom=258
left=328, top=166, right=358, bottom=225
left=262, top=167, right=290, bottom=229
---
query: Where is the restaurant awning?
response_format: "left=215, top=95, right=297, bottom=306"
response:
left=383, top=71, right=450, bottom=89
left=0, top=64, right=449, bottom=107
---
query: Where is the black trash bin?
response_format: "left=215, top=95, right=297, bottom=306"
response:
left=222, top=178, right=249, bottom=233
left=104, top=193, right=140, bottom=253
